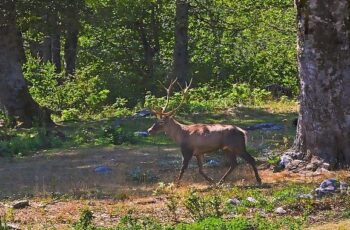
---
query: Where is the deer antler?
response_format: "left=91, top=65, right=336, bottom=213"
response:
left=149, top=78, right=192, bottom=118
left=160, top=78, right=177, bottom=114
left=165, top=78, right=192, bottom=116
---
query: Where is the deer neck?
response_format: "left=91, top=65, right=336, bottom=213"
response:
left=164, top=117, right=186, bottom=144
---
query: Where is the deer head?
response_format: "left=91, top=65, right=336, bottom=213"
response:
left=147, top=78, right=192, bottom=135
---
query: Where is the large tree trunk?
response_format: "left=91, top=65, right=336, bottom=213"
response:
left=63, top=6, right=79, bottom=77
left=136, top=2, right=161, bottom=93
left=64, top=25, right=78, bottom=76
left=49, top=11, right=61, bottom=73
left=172, top=0, right=190, bottom=84
left=0, top=0, right=53, bottom=127
left=294, top=0, right=350, bottom=168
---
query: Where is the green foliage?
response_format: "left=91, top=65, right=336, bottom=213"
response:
left=116, top=213, right=165, bottom=230
left=0, top=219, right=11, bottom=230
left=23, top=56, right=112, bottom=119
left=74, top=209, right=95, bottom=230
left=61, top=108, right=80, bottom=121
left=176, top=217, right=253, bottom=230
left=271, top=184, right=313, bottom=207
left=0, top=128, right=63, bottom=157
left=103, top=126, right=137, bottom=145
left=18, top=0, right=297, bottom=115
left=166, top=193, right=180, bottom=222
left=145, top=83, right=274, bottom=115
left=128, top=166, right=159, bottom=183
left=267, top=153, right=281, bottom=166
left=183, top=190, right=224, bottom=221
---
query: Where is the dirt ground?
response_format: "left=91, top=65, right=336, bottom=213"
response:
left=0, top=145, right=262, bottom=199
left=0, top=146, right=349, bottom=229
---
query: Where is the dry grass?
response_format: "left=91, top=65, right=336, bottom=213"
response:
left=1, top=145, right=349, bottom=229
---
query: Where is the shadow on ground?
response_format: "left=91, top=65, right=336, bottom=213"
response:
left=0, top=146, right=259, bottom=199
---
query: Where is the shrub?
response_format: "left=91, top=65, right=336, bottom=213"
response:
left=74, top=209, right=95, bottom=230
left=128, top=166, right=159, bottom=183
left=103, top=126, right=137, bottom=145
left=61, top=108, right=80, bottom=121
left=175, top=217, right=253, bottom=230
left=184, top=190, right=224, bottom=221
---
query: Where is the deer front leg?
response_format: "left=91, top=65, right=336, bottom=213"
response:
left=196, top=155, right=214, bottom=183
left=176, top=145, right=193, bottom=184
left=218, top=153, right=237, bottom=184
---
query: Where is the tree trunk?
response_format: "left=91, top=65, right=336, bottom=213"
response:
left=0, top=0, right=53, bottom=127
left=63, top=8, right=79, bottom=77
left=172, top=0, right=190, bottom=84
left=64, top=26, right=78, bottom=76
left=41, top=35, right=52, bottom=62
left=136, top=6, right=160, bottom=93
left=49, top=11, right=61, bottom=73
left=16, top=30, right=26, bottom=64
left=294, top=0, right=350, bottom=168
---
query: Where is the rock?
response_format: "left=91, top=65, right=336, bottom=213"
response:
left=134, top=131, right=149, bottom=137
left=305, top=162, right=318, bottom=171
left=227, top=198, right=241, bottom=205
left=320, top=178, right=337, bottom=189
left=321, top=163, right=330, bottom=170
left=12, top=200, right=29, bottom=209
left=315, top=167, right=330, bottom=174
left=246, top=123, right=284, bottom=131
left=279, top=154, right=293, bottom=168
left=315, top=178, right=340, bottom=198
left=275, top=207, right=287, bottom=214
left=5, top=223, right=21, bottom=230
left=286, top=159, right=303, bottom=170
left=133, top=108, right=151, bottom=118
left=37, top=203, right=47, bottom=208
left=297, top=193, right=313, bottom=199
left=204, top=159, right=220, bottom=167
left=94, top=166, right=112, bottom=174
left=247, top=197, right=257, bottom=203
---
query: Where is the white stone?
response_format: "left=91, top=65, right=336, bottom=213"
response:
left=275, top=207, right=287, bottom=214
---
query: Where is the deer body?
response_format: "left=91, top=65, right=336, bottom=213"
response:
left=148, top=116, right=262, bottom=184
left=147, top=78, right=261, bottom=185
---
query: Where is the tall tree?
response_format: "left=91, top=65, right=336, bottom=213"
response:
left=62, top=0, right=82, bottom=76
left=294, top=0, right=350, bottom=168
left=172, top=0, right=189, bottom=84
left=0, top=0, right=52, bottom=127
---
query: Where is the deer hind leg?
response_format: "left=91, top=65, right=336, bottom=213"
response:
left=240, top=151, right=262, bottom=185
left=218, top=151, right=237, bottom=184
left=177, top=146, right=193, bottom=183
left=196, top=155, right=214, bottom=183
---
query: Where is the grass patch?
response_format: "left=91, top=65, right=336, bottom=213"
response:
left=0, top=101, right=297, bottom=158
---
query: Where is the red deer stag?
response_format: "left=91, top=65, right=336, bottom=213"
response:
left=147, top=79, right=262, bottom=185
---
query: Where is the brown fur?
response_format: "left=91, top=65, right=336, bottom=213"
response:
left=148, top=116, right=262, bottom=184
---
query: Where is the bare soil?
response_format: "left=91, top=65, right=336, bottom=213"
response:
left=0, top=146, right=349, bottom=229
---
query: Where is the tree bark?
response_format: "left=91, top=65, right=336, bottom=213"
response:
left=172, top=0, right=190, bottom=84
left=49, top=11, right=61, bottom=73
left=63, top=4, right=80, bottom=77
left=135, top=3, right=160, bottom=93
left=294, top=0, right=350, bottom=168
left=16, top=29, right=26, bottom=64
left=0, top=0, right=53, bottom=127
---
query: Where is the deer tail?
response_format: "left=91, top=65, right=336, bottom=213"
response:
left=243, top=129, right=248, bottom=145
left=237, top=127, right=248, bottom=145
